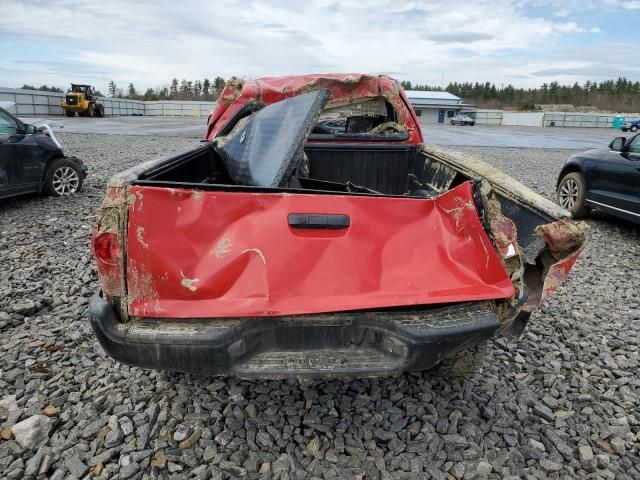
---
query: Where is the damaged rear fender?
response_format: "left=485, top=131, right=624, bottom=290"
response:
left=454, top=158, right=589, bottom=335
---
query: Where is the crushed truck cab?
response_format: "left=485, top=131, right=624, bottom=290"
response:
left=89, top=74, right=587, bottom=378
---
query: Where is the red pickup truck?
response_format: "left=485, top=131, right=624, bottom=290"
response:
left=89, top=74, right=586, bottom=378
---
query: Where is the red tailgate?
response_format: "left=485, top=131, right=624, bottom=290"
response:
left=126, top=181, right=514, bottom=318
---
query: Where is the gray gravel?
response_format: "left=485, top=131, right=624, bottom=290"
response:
left=1, top=136, right=639, bottom=479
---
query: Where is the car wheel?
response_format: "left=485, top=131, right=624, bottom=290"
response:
left=631, top=125, right=638, bottom=132
left=43, top=159, right=83, bottom=196
left=434, top=342, right=487, bottom=378
left=556, top=172, right=589, bottom=218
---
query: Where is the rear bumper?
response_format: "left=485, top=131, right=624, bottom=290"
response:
left=88, top=290, right=500, bottom=378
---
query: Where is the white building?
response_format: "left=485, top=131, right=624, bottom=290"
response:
left=405, top=90, right=473, bottom=124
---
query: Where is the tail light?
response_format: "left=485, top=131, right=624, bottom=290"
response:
left=92, top=231, right=124, bottom=296
left=93, top=232, right=119, bottom=264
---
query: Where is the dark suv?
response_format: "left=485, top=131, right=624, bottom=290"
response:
left=0, top=106, right=87, bottom=200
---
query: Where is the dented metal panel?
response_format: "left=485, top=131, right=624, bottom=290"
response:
left=124, top=181, right=514, bottom=318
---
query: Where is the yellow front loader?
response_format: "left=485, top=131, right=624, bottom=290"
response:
left=61, top=84, right=104, bottom=117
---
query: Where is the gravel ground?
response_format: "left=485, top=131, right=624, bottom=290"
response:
left=1, top=136, right=639, bottom=480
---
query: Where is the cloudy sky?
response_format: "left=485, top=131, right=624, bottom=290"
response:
left=1, top=0, right=639, bottom=92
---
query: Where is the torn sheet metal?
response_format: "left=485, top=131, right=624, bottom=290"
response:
left=535, top=219, right=588, bottom=301
left=125, top=181, right=514, bottom=319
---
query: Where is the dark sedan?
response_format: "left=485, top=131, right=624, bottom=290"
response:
left=0, top=106, right=87, bottom=200
left=556, top=134, right=640, bottom=224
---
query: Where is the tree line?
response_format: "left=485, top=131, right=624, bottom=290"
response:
left=400, top=77, right=640, bottom=112
left=107, top=77, right=227, bottom=101
left=20, top=84, right=64, bottom=93
left=18, top=76, right=640, bottom=112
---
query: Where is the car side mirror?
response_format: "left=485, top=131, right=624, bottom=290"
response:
left=25, top=124, right=37, bottom=135
left=609, top=137, right=626, bottom=151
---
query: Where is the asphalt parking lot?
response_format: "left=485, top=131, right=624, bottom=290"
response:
left=26, top=116, right=208, bottom=138
left=27, top=115, right=625, bottom=150
left=1, top=131, right=638, bottom=479
left=421, top=124, right=620, bottom=150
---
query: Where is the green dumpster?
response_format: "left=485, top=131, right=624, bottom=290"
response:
left=613, top=115, right=625, bottom=130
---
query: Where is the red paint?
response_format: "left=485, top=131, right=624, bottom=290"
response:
left=205, top=74, right=423, bottom=144
left=542, top=248, right=583, bottom=301
left=125, top=181, right=514, bottom=318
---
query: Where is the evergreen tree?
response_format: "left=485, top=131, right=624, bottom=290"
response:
left=179, top=79, right=189, bottom=96
left=108, top=81, right=118, bottom=97
left=213, top=76, right=225, bottom=92
left=203, top=78, right=211, bottom=100
left=170, top=78, right=179, bottom=98
left=143, top=88, right=156, bottom=101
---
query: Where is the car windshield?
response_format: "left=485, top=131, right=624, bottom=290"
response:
left=0, top=109, right=19, bottom=135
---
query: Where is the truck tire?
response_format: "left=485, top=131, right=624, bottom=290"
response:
left=556, top=172, right=589, bottom=218
left=65, top=110, right=75, bottom=117
left=435, top=342, right=488, bottom=378
left=631, top=125, right=638, bottom=132
left=43, top=158, right=83, bottom=196
left=95, top=104, right=104, bottom=118
left=88, top=104, right=95, bottom=117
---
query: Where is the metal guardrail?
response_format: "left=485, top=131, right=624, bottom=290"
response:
left=473, top=110, right=502, bottom=126
left=0, top=87, right=215, bottom=117
left=542, top=113, right=615, bottom=128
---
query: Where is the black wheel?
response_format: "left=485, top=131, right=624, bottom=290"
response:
left=87, top=103, right=95, bottom=117
left=95, top=104, right=104, bottom=118
left=556, top=172, right=589, bottom=218
left=43, top=159, right=83, bottom=196
left=631, top=125, right=638, bottom=132
left=435, top=342, right=487, bottom=378
left=65, top=110, right=75, bottom=118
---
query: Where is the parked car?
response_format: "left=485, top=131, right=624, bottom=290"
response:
left=0, top=106, right=87, bottom=200
left=556, top=134, right=640, bottom=224
left=89, top=74, right=586, bottom=379
left=621, top=118, right=639, bottom=132
left=450, top=114, right=475, bottom=126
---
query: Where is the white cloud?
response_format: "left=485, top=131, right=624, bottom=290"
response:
left=0, top=0, right=633, bottom=90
